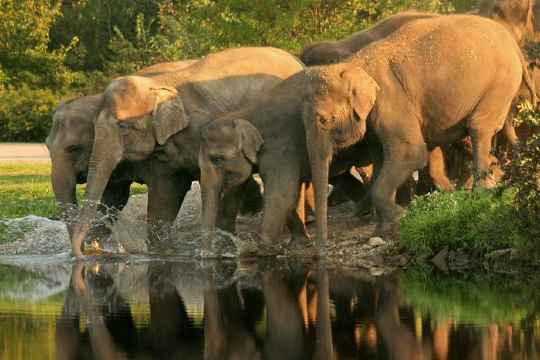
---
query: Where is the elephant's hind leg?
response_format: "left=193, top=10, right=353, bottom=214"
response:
left=468, top=94, right=515, bottom=189
left=371, top=138, right=428, bottom=236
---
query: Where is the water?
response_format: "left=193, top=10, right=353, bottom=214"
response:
left=1, top=257, right=539, bottom=360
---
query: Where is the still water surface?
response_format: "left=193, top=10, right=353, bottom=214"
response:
left=0, top=257, right=539, bottom=359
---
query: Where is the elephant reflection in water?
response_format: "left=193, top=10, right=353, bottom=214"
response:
left=203, top=262, right=335, bottom=360
left=147, top=262, right=202, bottom=359
left=55, top=262, right=136, bottom=360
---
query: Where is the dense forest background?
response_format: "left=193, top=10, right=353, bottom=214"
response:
left=0, top=0, right=476, bottom=141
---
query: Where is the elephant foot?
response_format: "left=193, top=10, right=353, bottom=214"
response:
left=81, top=240, right=113, bottom=256
left=374, top=220, right=400, bottom=241
left=355, top=200, right=374, bottom=217
left=286, top=235, right=318, bottom=257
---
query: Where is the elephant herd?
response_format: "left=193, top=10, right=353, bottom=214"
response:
left=46, top=0, right=540, bottom=258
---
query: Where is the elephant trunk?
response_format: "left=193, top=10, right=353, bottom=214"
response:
left=70, top=144, right=122, bottom=257
left=200, top=161, right=223, bottom=255
left=50, top=152, right=78, bottom=236
left=305, top=116, right=333, bottom=257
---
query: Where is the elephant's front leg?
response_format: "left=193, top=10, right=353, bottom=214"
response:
left=287, top=182, right=313, bottom=251
left=86, top=181, right=131, bottom=251
left=217, top=185, right=242, bottom=234
left=147, top=171, right=191, bottom=251
left=259, top=171, right=304, bottom=255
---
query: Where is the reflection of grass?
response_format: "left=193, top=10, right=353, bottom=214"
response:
left=0, top=162, right=147, bottom=220
left=401, top=267, right=539, bottom=325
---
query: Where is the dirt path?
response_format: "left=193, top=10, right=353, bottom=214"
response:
left=0, top=143, right=50, bottom=162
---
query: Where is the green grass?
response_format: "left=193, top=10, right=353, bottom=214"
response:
left=400, top=188, right=528, bottom=256
left=0, top=162, right=147, bottom=220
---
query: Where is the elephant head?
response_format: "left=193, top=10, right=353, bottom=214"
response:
left=198, top=118, right=263, bottom=251
left=478, top=0, right=537, bottom=43
left=70, top=75, right=189, bottom=257
left=302, top=65, right=379, bottom=254
left=46, top=95, right=101, bottom=234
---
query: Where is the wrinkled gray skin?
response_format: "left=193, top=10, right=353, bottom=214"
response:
left=304, top=15, right=526, bottom=253
left=70, top=47, right=303, bottom=257
left=46, top=60, right=196, bottom=238
left=199, top=71, right=371, bottom=253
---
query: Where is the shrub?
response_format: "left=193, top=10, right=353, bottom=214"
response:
left=0, top=86, right=60, bottom=142
left=400, top=189, right=526, bottom=256
left=507, top=135, right=540, bottom=241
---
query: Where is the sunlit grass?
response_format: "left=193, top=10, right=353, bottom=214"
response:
left=0, top=162, right=147, bottom=220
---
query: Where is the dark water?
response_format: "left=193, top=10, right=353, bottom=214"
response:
left=0, top=257, right=539, bottom=360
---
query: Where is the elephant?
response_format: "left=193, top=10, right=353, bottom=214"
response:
left=301, top=1, right=539, bottom=198
left=199, top=70, right=388, bottom=255
left=69, top=47, right=304, bottom=257
left=303, top=15, right=529, bottom=253
left=46, top=60, right=197, bottom=238
left=300, top=11, right=436, bottom=66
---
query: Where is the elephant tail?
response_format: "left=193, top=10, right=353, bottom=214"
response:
left=518, top=47, right=537, bottom=108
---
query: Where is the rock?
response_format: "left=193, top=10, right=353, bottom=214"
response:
left=431, top=246, right=449, bottom=273
left=368, top=237, right=386, bottom=247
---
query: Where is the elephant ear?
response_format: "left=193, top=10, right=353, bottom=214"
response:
left=234, top=119, right=263, bottom=164
left=152, top=87, right=190, bottom=145
left=341, top=69, right=379, bottom=124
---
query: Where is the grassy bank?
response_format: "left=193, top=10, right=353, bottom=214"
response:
left=399, top=188, right=537, bottom=262
left=0, top=162, right=146, bottom=219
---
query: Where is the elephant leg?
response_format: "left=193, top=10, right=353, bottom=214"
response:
left=87, top=181, right=131, bottom=247
left=218, top=185, right=242, bottom=234
left=260, top=171, right=303, bottom=252
left=147, top=171, right=191, bottom=249
left=287, top=182, right=312, bottom=250
left=470, top=129, right=499, bottom=188
left=469, top=89, right=514, bottom=188
left=428, top=147, right=455, bottom=192
left=372, top=141, right=427, bottom=234
left=304, top=182, right=315, bottom=222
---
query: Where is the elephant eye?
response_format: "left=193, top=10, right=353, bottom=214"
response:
left=67, top=145, right=83, bottom=153
left=209, top=154, right=225, bottom=165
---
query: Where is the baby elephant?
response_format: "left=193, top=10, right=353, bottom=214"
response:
left=198, top=71, right=365, bottom=257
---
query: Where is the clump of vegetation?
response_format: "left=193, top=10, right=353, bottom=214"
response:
left=507, top=136, right=540, bottom=241
left=400, top=189, right=526, bottom=256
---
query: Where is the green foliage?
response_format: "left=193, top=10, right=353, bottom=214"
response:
left=400, top=189, right=526, bottom=256
left=507, top=135, right=540, bottom=243
left=0, top=86, right=60, bottom=142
